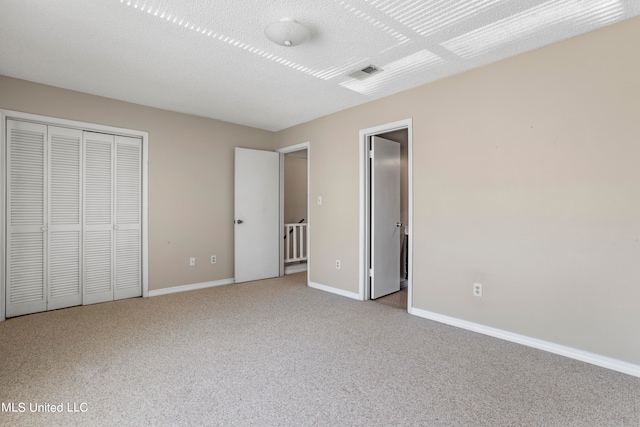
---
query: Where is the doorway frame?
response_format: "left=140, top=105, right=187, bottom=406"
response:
left=276, top=142, right=310, bottom=285
left=0, top=109, right=149, bottom=323
left=359, top=119, right=412, bottom=310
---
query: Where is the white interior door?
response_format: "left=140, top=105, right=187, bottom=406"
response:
left=370, top=136, right=401, bottom=299
left=234, top=148, right=280, bottom=283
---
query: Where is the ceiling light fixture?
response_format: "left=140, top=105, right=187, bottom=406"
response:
left=264, top=18, right=310, bottom=47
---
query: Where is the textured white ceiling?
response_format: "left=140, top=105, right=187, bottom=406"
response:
left=1, top=1, right=639, bottom=131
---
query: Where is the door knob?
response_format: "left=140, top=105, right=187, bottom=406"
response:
left=236, top=219, right=244, bottom=224
left=114, top=225, right=120, bottom=230
left=396, top=222, right=402, bottom=227
left=41, top=226, right=48, bottom=232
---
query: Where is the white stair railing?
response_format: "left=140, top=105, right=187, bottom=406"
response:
left=284, top=223, right=307, bottom=263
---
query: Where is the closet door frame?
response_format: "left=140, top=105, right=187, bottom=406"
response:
left=0, top=110, right=149, bottom=322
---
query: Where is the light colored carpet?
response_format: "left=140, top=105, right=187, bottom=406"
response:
left=0, top=272, right=638, bottom=426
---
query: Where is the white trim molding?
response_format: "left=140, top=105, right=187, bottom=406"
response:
left=309, top=282, right=362, bottom=301
left=410, top=307, right=640, bottom=378
left=277, top=141, right=309, bottom=154
left=148, top=278, right=235, bottom=297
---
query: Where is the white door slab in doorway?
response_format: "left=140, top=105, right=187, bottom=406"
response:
left=370, top=136, right=401, bottom=299
left=234, top=148, right=280, bottom=283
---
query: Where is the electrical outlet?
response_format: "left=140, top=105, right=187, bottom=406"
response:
left=211, top=255, right=216, bottom=264
left=189, top=257, right=196, bottom=267
left=473, top=283, right=482, bottom=297
left=335, top=260, right=341, bottom=269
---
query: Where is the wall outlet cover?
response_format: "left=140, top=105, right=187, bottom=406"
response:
left=473, top=283, right=482, bottom=297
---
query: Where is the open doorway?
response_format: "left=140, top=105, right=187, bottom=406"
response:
left=277, top=143, right=310, bottom=280
left=359, top=120, right=412, bottom=311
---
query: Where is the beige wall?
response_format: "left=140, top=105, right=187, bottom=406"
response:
left=0, top=76, right=275, bottom=290
left=284, top=155, right=308, bottom=224
left=274, top=17, right=640, bottom=365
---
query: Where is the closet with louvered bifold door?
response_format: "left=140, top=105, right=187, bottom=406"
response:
left=6, top=120, right=83, bottom=317
left=83, top=131, right=142, bottom=305
left=5, top=120, right=142, bottom=318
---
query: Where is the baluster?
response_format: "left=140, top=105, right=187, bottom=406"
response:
left=299, top=225, right=304, bottom=259
left=293, top=225, right=298, bottom=260
left=286, top=225, right=291, bottom=261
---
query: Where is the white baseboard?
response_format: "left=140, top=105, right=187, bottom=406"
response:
left=285, top=264, right=308, bottom=274
left=409, top=307, right=640, bottom=378
left=148, top=278, right=234, bottom=297
left=309, top=281, right=362, bottom=301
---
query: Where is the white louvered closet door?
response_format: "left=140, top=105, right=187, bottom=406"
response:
left=114, top=136, right=142, bottom=300
left=5, top=119, right=142, bottom=317
left=83, top=131, right=115, bottom=305
left=6, top=120, right=47, bottom=317
left=48, top=126, right=83, bottom=310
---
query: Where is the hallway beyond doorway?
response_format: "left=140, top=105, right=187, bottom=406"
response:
left=374, top=287, right=408, bottom=310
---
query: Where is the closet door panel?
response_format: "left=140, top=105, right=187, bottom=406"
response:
left=48, top=126, right=83, bottom=310
left=7, top=233, right=46, bottom=316
left=84, top=230, right=112, bottom=304
left=6, top=120, right=47, bottom=317
left=114, top=136, right=142, bottom=299
left=115, top=229, right=141, bottom=299
left=83, top=131, right=114, bottom=305
left=49, top=231, right=81, bottom=309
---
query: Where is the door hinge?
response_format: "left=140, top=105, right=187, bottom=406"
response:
left=369, top=149, right=374, bottom=159
left=369, top=268, right=373, bottom=277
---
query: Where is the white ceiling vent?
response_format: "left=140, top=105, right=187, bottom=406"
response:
left=347, top=65, right=383, bottom=80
